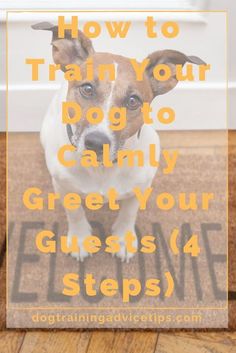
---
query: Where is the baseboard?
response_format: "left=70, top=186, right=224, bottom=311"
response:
left=0, top=82, right=230, bottom=132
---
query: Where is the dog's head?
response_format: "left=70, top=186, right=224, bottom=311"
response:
left=32, top=22, right=205, bottom=161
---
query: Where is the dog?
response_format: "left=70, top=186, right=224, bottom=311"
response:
left=32, top=22, right=205, bottom=262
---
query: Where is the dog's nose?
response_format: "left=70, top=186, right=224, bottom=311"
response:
left=84, top=132, right=111, bottom=154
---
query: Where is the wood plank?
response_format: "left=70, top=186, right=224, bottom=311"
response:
left=172, top=332, right=236, bottom=345
left=19, top=331, right=91, bottom=353
left=87, top=331, right=158, bottom=353
left=229, top=302, right=236, bottom=330
left=111, top=332, right=158, bottom=353
left=0, top=133, right=6, bottom=252
left=229, top=131, right=236, bottom=147
left=0, top=133, right=6, bottom=329
left=86, top=331, right=115, bottom=353
left=0, top=332, right=25, bottom=353
left=229, top=131, right=236, bottom=328
left=155, top=334, right=235, bottom=353
left=0, top=255, right=6, bottom=329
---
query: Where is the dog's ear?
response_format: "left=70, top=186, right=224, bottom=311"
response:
left=32, top=22, right=95, bottom=71
left=145, top=49, right=206, bottom=97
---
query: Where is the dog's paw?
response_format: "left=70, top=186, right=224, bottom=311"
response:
left=67, top=233, right=91, bottom=262
left=112, top=228, right=138, bottom=263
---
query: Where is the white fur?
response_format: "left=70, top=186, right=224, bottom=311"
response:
left=41, top=80, right=160, bottom=262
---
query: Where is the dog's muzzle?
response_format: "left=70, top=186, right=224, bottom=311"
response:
left=66, top=123, right=142, bottom=162
left=84, top=132, right=111, bottom=155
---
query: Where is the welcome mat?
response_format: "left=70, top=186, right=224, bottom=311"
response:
left=7, top=132, right=228, bottom=328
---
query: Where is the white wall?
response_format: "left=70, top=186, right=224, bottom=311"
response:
left=0, top=0, right=234, bottom=131
left=208, top=0, right=236, bottom=130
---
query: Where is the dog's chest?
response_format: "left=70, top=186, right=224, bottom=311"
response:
left=59, top=164, right=150, bottom=200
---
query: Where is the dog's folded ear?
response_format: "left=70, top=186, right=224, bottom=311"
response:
left=145, top=49, right=206, bottom=97
left=31, top=22, right=94, bottom=71
left=32, top=22, right=56, bottom=31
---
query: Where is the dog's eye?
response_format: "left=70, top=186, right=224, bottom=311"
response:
left=79, top=83, right=95, bottom=98
left=126, top=95, right=142, bottom=110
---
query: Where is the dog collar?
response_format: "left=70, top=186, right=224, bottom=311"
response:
left=66, top=124, right=78, bottom=148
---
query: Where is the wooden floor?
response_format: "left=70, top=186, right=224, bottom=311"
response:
left=1, top=331, right=236, bottom=353
left=0, top=131, right=236, bottom=352
left=0, top=331, right=236, bottom=353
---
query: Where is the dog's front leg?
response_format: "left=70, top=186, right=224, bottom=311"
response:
left=53, top=178, right=92, bottom=261
left=65, top=206, right=92, bottom=261
left=112, top=196, right=140, bottom=262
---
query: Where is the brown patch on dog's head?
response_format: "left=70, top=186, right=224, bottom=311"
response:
left=145, top=49, right=206, bottom=96
left=66, top=52, right=154, bottom=155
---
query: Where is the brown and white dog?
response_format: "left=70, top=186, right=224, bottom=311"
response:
left=33, top=22, right=205, bottom=262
